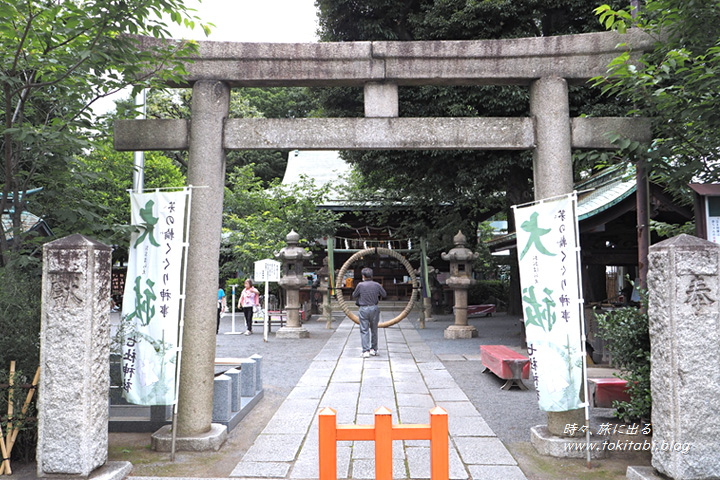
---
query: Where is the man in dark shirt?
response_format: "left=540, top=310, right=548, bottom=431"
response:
left=352, top=267, right=387, bottom=358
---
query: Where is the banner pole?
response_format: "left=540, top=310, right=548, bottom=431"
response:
left=326, top=238, right=335, bottom=329
left=263, top=278, right=269, bottom=342
left=171, top=186, right=193, bottom=461
left=419, top=238, right=431, bottom=329
left=571, top=192, right=593, bottom=468
left=225, top=284, right=242, bottom=335
left=231, top=285, right=236, bottom=332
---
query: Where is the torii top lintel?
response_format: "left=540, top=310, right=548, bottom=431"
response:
left=116, top=29, right=654, bottom=152
left=138, top=28, right=654, bottom=88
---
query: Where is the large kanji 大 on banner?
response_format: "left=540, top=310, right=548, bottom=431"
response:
left=120, top=189, right=190, bottom=406
left=513, top=194, right=584, bottom=412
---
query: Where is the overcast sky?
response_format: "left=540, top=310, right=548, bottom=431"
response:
left=169, top=0, right=319, bottom=43
left=93, top=0, right=319, bottom=114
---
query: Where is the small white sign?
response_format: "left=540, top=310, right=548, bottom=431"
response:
left=254, top=259, right=281, bottom=282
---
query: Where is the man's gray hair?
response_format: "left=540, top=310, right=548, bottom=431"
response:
left=361, top=267, right=373, bottom=279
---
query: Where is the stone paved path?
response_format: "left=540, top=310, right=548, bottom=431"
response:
left=228, top=317, right=527, bottom=480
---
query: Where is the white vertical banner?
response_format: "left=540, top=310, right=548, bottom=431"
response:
left=513, top=193, right=584, bottom=412
left=120, top=189, right=190, bottom=406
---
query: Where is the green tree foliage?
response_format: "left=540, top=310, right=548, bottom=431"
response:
left=71, top=139, right=185, bottom=262
left=313, top=0, right=625, bottom=287
left=228, top=87, right=320, bottom=183
left=0, top=0, right=206, bottom=267
left=220, top=165, right=344, bottom=280
left=0, top=262, right=40, bottom=372
left=596, top=289, right=651, bottom=421
left=592, top=1, right=720, bottom=201
left=0, top=0, right=207, bottom=395
left=468, top=279, right=509, bottom=309
left=316, top=0, right=624, bottom=42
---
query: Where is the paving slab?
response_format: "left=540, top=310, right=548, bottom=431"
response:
left=429, top=386, right=469, bottom=402
left=228, top=317, right=528, bottom=480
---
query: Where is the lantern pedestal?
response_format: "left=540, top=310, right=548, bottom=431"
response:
left=276, top=326, right=310, bottom=339
left=444, top=324, right=478, bottom=339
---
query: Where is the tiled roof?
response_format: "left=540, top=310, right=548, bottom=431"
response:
left=576, top=164, right=636, bottom=221
left=487, top=164, right=638, bottom=250
left=1, top=210, right=47, bottom=241
left=281, top=150, right=350, bottom=189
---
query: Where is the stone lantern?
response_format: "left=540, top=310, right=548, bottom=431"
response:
left=441, top=231, right=478, bottom=339
left=275, top=230, right=312, bottom=338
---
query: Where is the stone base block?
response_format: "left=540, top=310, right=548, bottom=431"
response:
left=212, top=374, right=233, bottom=422
left=275, top=326, right=310, bottom=338
left=530, top=425, right=608, bottom=459
left=444, top=325, right=478, bottom=339
left=151, top=423, right=227, bottom=452
left=39, top=461, right=132, bottom=480
left=547, top=409, right=585, bottom=436
left=626, top=466, right=666, bottom=480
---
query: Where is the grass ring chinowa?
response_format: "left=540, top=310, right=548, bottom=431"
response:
left=334, top=247, right=418, bottom=327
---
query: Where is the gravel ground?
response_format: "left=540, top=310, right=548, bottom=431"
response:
left=412, top=313, right=547, bottom=444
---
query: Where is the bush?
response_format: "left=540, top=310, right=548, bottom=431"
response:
left=595, top=290, right=651, bottom=421
left=0, top=261, right=42, bottom=464
left=468, top=280, right=508, bottom=310
left=0, top=262, right=42, bottom=373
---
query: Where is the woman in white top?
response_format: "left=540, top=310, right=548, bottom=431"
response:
left=238, top=279, right=260, bottom=335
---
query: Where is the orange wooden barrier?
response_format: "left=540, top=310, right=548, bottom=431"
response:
left=318, top=406, right=449, bottom=480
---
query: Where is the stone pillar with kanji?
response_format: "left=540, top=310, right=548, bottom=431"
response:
left=441, top=231, right=478, bottom=339
left=276, top=230, right=311, bottom=338
left=634, top=233, right=720, bottom=479
left=37, top=235, right=131, bottom=478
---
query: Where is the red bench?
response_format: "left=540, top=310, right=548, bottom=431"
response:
left=588, top=378, right=631, bottom=408
left=467, top=304, right=496, bottom=317
left=480, top=345, right=530, bottom=390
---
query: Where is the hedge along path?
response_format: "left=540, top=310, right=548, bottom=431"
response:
left=335, top=247, right=417, bottom=328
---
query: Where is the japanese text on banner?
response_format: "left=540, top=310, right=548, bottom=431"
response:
left=514, top=194, right=584, bottom=411
left=120, top=189, right=189, bottom=406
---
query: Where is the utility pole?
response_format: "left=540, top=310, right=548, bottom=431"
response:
left=132, top=89, right=146, bottom=193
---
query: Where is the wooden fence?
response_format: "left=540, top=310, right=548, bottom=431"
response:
left=318, top=406, right=448, bottom=480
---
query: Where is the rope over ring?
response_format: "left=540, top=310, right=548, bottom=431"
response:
left=335, top=247, right=418, bottom=327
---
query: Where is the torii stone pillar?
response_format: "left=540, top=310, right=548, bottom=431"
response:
left=174, top=80, right=230, bottom=445
left=529, top=76, right=585, bottom=438
left=531, top=76, right=574, bottom=198
left=276, top=230, right=312, bottom=338
left=442, top=231, right=479, bottom=339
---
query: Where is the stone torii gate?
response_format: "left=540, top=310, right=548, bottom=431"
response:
left=115, top=29, right=653, bottom=449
